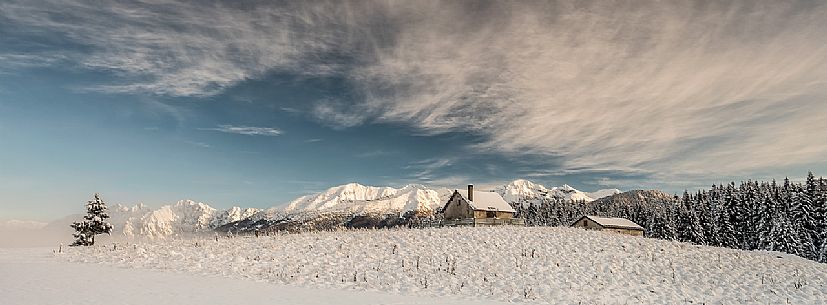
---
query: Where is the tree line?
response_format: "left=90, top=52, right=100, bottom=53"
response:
left=514, top=172, right=827, bottom=263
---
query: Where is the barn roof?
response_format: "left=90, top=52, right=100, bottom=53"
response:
left=456, top=190, right=516, bottom=213
left=577, top=215, right=644, bottom=231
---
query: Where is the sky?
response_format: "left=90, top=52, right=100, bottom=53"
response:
left=2, top=0, right=827, bottom=221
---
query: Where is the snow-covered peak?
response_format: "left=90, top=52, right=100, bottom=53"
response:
left=559, top=184, right=576, bottom=192
left=210, top=206, right=260, bottom=228
left=281, top=182, right=446, bottom=214
left=548, top=184, right=593, bottom=202
left=134, top=200, right=217, bottom=238
left=494, top=179, right=622, bottom=203
left=586, top=189, right=622, bottom=200
left=94, top=200, right=261, bottom=239
left=112, top=203, right=150, bottom=214
left=495, top=179, right=551, bottom=203
left=274, top=180, right=623, bottom=218
left=171, top=199, right=216, bottom=212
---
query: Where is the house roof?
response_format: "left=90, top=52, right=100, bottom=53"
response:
left=455, top=190, right=516, bottom=213
left=576, top=215, right=644, bottom=231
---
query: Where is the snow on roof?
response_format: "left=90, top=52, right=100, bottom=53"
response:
left=580, top=215, right=643, bottom=230
left=456, top=190, right=516, bottom=213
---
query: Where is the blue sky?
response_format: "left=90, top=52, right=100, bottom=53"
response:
left=2, top=0, right=827, bottom=220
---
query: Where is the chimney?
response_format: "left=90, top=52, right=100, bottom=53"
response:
left=467, top=184, right=474, bottom=201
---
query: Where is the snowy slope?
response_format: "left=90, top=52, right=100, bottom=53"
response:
left=586, top=188, right=622, bottom=200
left=2, top=248, right=502, bottom=305
left=494, top=179, right=619, bottom=204
left=282, top=183, right=451, bottom=214
left=59, top=227, right=827, bottom=304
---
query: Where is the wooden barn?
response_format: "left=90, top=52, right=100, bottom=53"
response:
left=441, top=185, right=523, bottom=226
left=571, top=215, right=644, bottom=236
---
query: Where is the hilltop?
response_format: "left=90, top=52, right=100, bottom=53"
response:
left=57, top=226, right=827, bottom=304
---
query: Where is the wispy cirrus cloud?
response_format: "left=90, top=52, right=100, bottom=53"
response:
left=405, top=158, right=456, bottom=182
left=0, top=0, right=355, bottom=96
left=355, top=150, right=396, bottom=158
left=184, top=140, right=211, bottom=148
left=3, top=0, right=827, bottom=187
left=344, top=1, right=827, bottom=182
left=0, top=53, right=69, bottom=73
left=201, top=125, right=282, bottom=137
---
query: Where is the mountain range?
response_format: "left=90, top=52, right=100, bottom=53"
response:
left=27, top=180, right=622, bottom=240
left=495, top=179, right=620, bottom=204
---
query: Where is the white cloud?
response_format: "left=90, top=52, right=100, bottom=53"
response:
left=0, top=53, right=68, bottom=72
left=405, top=158, right=456, bottom=181
left=185, top=140, right=211, bottom=148
left=355, top=150, right=396, bottom=158
left=201, top=125, right=282, bottom=137
left=311, top=100, right=368, bottom=129
left=4, top=0, right=827, bottom=183
left=0, top=0, right=352, bottom=96
left=349, top=1, right=827, bottom=181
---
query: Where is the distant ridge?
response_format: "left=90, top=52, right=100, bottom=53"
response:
left=40, top=179, right=620, bottom=238
left=494, top=179, right=620, bottom=205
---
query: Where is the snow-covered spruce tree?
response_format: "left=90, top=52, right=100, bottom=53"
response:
left=685, top=207, right=706, bottom=245
left=768, top=212, right=804, bottom=255
left=757, top=194, right=776, bottom=251
left=796, top=172, right=820, bottom=259
left=70, top=193, right=113, bottom=246
left=818, top=177, right=827, bottom=262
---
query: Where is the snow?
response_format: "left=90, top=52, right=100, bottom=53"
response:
left=92, top=200, right=260, bottom=239
left=264, top=181, right=622, bottom=221
left=282, top=183, right=450, bottom=214
left=0, top=248, right=504, bottom=305
left=494, top=179, right=620, bottom=204
left=455, top=190, right=516, bottom=213
left=55, top=227, right=827, bottom=304
left=580, top=215, right=644, bottom=230
left=586, top=188, right=622, bottom=200
left=15, top=180, right=623, bottom=242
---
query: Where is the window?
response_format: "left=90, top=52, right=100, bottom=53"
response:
left=486, top=211, right=496, bottom=218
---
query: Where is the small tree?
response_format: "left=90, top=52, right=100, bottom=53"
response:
left=70, top=193, right=113, bottom=246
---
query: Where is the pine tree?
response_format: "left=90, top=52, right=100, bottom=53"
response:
left=70, top=193, right=114, bottom=246
left=787, top=180, right=816, bottom=259
left=756, top=193, right=776, bottom=250
left=769, top=212, right=803, bottom=255
left=662, top=203, right=678, bottom=240
left=498, top=171, right=825, bottom=262
left=676, top=191, right=692, bottom=242
left=524, top=202, right=540, bottom=226
left=686, top=207, right=706, bottom=245
left=716, top=184, right=738, bottom=248
left=817, top=177, right=827, bottom=262
left=705, top=185, right=723, bottom=246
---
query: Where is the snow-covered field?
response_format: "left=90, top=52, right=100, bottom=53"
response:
left=47, top=227, right=827, bottom=304
left=0, top=248, right=501, bottom=305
